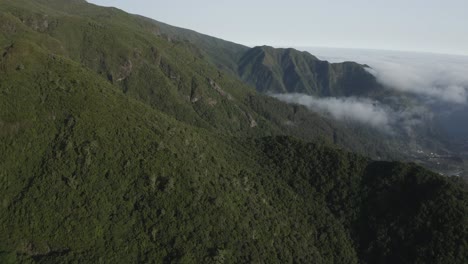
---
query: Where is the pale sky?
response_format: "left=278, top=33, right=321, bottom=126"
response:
left=87, top=0, right=468, bottom=56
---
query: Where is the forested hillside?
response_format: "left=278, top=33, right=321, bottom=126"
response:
left=0, top=1, right=466, bottom=263
left=238, top=46, right=383, bottom=96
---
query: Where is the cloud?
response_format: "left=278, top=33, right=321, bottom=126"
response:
left=299, top=47, right=468, bottom=104
left=364, top=59, right=468, bottom=103
left=273, top=93, right=434, bottom=135
left=274, top=48, right=467, bottom=139
left=273, top=93, right=394, bottom=131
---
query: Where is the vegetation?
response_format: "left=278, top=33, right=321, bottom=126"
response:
left=238, top=46, right=385, bottom=97
left=0, top=0, right=423, bottom=160
left=256, top=137, right=467, bottom=264
left=0, top=1, right=466, bottom=263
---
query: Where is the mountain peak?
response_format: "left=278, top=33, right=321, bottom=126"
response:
left=238, top=46, right=381, bottom=96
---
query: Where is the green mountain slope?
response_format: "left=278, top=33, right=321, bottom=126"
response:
left=1, top=43, right=465, bottom=263
left=125, top=7, right=448, bottom=164
left=0, top=1, right=466, bottom=263
left=0, top=0, right=264, bottom=135
left=238, top=46, right=385, bottom=97
left=0, top=0, right=413, bottom=160
left=256, top=137, right=467, bottom=264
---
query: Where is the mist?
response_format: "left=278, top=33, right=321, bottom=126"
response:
left=273, top=93, right=433, bottom=135
left=273, top=94, right=393, bottom=131
left=299, top=47, right=468, bottom=104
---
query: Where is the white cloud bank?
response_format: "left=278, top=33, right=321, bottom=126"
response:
left=273, top=93, right=433, bottom=134
left=299, top=47, right=468, bottom=104
left=273, top=93, right=393, bottom=131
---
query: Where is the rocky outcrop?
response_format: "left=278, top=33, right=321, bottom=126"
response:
left=208, top=78, right=233, bottom=100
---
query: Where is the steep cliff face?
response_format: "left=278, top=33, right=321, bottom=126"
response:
left=238, top=46, right=384, bottom=97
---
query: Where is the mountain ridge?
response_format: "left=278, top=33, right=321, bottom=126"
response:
left=238, top=45, right=385, bottom=96
left=0, top=0, right=418, bottom=160
left=0, top=1, right=466, bottom=263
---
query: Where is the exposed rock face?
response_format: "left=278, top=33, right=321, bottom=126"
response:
left=248, top=113, right=257, bottom=128
left=206, top=98, right=217, bottom=106
left=208, top=78, right=233, bottom=100
left=116, top=59, right=133, bottom=81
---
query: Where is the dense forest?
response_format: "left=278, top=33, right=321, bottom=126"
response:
left=0, top=0, right=466, bottom=263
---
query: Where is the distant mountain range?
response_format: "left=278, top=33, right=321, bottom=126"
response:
left=238, top=46, right=384, bottom=96
left=0, top=0, right=466, bottom=263
left=151, top=18, right=454, bottom=164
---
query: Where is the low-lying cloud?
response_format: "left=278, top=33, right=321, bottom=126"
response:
left=273, top=93, right=433, bottom=135
left=299, top=47, right=468, bottom=104
left=272, top=48, right=468, bottom=138
left=364, top=58, right=468, bottom=103
left=273, top=93, right=393, bottom=131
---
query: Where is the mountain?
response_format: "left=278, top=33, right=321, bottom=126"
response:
left=133, top=19, right=453, bottom=168
left=238, top=46, right=385, bottom=97
left=236, top=45, right=462, bottom=174
left=0, top=0, right=467, bottom=263
left=0, top=0, right=418, bottom=160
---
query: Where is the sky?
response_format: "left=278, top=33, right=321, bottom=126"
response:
left=87, top=0, right=468, bottom=56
